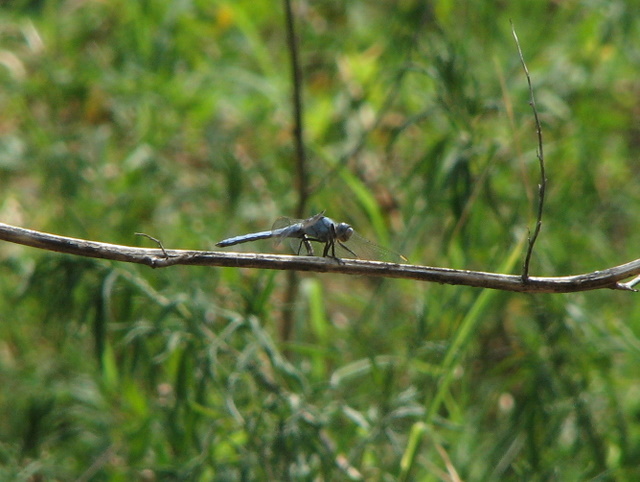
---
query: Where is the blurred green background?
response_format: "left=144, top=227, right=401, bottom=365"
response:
left=1, top=0, right=640, bottom=480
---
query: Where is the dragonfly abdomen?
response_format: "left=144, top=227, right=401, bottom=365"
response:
left=215, top=230, right=278, bottom=247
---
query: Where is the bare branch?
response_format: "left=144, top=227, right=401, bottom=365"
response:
left=511, top=22, right=546, bottom=282
left=1, top=222, right=638, bottom=293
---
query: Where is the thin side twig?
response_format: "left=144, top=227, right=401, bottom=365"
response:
left=512, top=22, right=546, bottom=282
left=135, top=232, right=168, bottom=258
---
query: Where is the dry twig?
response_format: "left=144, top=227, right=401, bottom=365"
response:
left=1, top=222, right=638, bottom=293
left=512, top=22, right=546, bottom=282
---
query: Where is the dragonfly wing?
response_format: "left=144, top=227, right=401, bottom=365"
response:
left=272, top=217, right=295, bottom=246
left=272, top=213, right=329, bottom=255
left=300, top=211, right=326, bottom=229
left=340, top=231, right=407, bottom=262
left=273, top=212, right=324, bottom=233
left=270, top=217, right=310, bottom=253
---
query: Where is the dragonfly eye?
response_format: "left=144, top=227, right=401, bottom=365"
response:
left=335, top=223, right=353, bottom=242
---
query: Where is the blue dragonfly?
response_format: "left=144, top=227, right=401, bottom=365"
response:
left=216, top=211, right=406, bottom=262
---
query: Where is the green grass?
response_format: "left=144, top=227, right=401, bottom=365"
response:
left=2, top=0, right=640, bottom=479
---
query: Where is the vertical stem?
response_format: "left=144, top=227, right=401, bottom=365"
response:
left=281, top=0, right=308, bottom=345
left=283, top=0, right=308, bottom=218
left=512, top=22, right=546, bottom=282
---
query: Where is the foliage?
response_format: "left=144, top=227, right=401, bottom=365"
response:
left=1, top=0, right=640, bottom=479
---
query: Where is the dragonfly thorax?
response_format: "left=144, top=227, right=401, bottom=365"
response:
left=334, top=223, right=353, bottom=242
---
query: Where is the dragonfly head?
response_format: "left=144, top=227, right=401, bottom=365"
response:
left=335, top=223, right=354, bottom=242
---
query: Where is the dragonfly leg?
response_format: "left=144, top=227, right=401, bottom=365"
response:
left=320, top=224, right=342, bottom=262
left=329, top=225, right=341, bottom=259
left=322, top=240, right=330, bottom=257
left=302, top=237, right=314, bottom=256
left=294, top=236, right=315, bottom=255
left=323, top=239, right=338, bottom=258
left=337, top=240, right=358, bottom=258
left=322, top=239, right=344, bottom=264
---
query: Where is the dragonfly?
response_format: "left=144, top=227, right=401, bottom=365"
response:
left=216, top=211, right=406, bottom=262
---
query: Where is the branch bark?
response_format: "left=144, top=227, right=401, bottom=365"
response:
left=0, top=222, right=638, bottom=293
